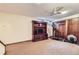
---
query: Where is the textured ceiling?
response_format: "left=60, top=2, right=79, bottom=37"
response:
left=0, top=3, right=79, bottom=19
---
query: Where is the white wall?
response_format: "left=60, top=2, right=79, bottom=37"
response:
left=0, top=13, right=52, bottom=44
left=47, top=25, right=52, bottom=37
left=0, top=42, right=5, bottom=55
left=0, top=13, right=35, bottom=44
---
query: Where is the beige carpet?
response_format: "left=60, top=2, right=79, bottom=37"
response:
left=6, top=39, right=79, bottom=55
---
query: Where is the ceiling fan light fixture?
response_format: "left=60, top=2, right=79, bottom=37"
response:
left=61, top=10, right=69, bottom=14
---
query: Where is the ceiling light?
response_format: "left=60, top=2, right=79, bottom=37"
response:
left=61, top=10, right=69, bottom=14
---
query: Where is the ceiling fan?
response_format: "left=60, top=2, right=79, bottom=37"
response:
left=49, top=6, right=64, bottom=16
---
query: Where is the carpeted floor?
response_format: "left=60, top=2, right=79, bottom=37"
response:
left=6, top=39, right=79, bottom=55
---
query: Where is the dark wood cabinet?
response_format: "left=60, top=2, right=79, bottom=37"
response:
left=52, top=21, right=66, bottom=40
left=56, top=21, right=66, bottom=38
left=52, top=18, right=79, bottom=43
left=67, top=19, right=79, bottom=43
left=32, top=21, right=48, bottom=42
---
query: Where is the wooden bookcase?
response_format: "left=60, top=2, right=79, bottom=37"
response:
left=32, top=21, right=48, bottom=42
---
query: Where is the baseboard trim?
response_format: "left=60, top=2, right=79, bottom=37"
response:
left=6, top=40, right=32, bottom=46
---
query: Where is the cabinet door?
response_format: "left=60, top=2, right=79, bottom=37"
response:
left=68, top=19, right=78, bottom=36
left=57, top=21, right=66, bottom=38
left=67, top=19, right=79, bottom=43
left=77, top=19, right=79, bottom=43
left=58, top=24, right=66, bottom=38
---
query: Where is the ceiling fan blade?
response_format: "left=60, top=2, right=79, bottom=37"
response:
left=56, top=7, right=63, bottom=11
left=49, top=12, right=55, bottom=16
left=48, top=6, right=64, bottom=16
left=49, top=9, right=56, bottom=16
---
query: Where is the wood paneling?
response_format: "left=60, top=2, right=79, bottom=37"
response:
left=58, top=21, right=66, bottom=38
left=53, top=21, right=66, bottom=39
left=67, top=18, right=79, bottom=43
left=53, top=18, right=79, bottom=43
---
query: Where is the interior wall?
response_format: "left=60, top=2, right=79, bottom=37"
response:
left=0, top=43, right=5, bottom=55
left=47, top=25, right=52, bottom=37
left=0, top=12, right=52, bottom=44
left=0, top=13, right=35, bottom=44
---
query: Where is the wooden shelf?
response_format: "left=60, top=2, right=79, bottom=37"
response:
left=32, top=21, right=48, bottom=42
